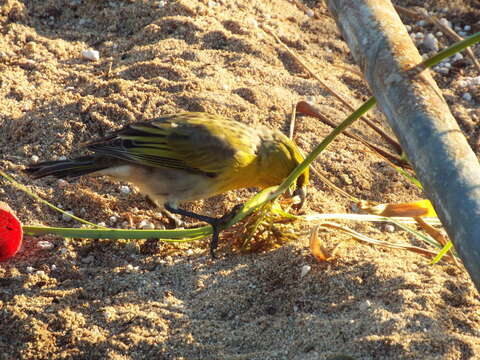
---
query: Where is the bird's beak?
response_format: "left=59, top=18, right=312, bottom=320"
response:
left=292, top=186, right=307, bottom=211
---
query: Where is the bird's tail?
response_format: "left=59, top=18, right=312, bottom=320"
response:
left=25, top=155, right=109, bottom=179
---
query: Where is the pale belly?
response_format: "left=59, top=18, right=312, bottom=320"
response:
left=96, top=164, right=220, bottom=208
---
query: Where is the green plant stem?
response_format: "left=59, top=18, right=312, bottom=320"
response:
left=23, top=225, right=211, bottom=241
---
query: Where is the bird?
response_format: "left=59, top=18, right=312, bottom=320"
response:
left=25, top=112, right=309, bottom=257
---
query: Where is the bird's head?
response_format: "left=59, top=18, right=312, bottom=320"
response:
left=258, top=131, right=309, bottom=210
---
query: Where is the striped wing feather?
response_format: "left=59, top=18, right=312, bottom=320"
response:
left=86, top=113, right=257, bottom=176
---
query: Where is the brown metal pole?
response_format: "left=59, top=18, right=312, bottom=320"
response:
left=326, top=0, right=480, bottom=290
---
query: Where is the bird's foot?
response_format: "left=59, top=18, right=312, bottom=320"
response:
left=208, top=203, right=244, bottom=258
left=164, top=202, right=244, bottom=259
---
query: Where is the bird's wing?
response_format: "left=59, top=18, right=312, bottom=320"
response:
left=86, top=113, right=258, bottom=176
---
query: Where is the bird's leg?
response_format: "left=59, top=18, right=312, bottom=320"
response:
left=146, top=195, right=185, bottom=227
left=164, top=203, right=243, bottom=258
left=164, top=203, right=219, bottom=257
left=210, top=203, right=244, bottom=253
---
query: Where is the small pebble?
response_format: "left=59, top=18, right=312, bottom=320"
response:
left=31, top=155, right=39, bottom=162
left=62, top=211, right=74, bottom=222
left=157, top=0, right=166, bottom=8
left=81, top=48, right=100, bottom=61
left=139, top=219, right=155, bottom=229
left=454, top=25, right=462, bottom=32
left=60, top=247, right=68, bottom=254
left=35, top=270, right=46, bottom=276
left=186, top=249, right=194, bottom=256
left=436, top=67, right=449, bottom=74
left=464, top=25, right=471, bottom=31
left=144, top=222, right=156, bottom=230
left=26, top=266, right=35, bottom=273
left=439, top=18, right=451, bottom=28
left=109, top=215, right=117, bottom=224
left=422, top=33, right=438, bottom=52
left=97, top=221, right=107, bottom=227
left=414, top=32, right=424, bottom=39
left=451, top=53, right=463, bottom=62
left=305, top=9, right=314, bottom=18
left=120, top=185, right=131, bottom=195
left=37, top=240, right=54, bottom=250
left=57, top=179, right=69, bottom=188
left=458, top=31, right=467, bottom=37
left=462, top=92, right=472, bottom=102
left=384, top=224, right=395, bottom=233
left=300, top=264, right=311, bottom=278
left=458, top=79, right=468, bottom=88
left=435, top=31, right=443, bottom=37
left=51, top=264, right=57, bottom=271
left=405, top=25, right=411, bottom=31
left=416, top=20, right=427, bottom=26
left=472, top=76, right=480, bottom=86
left=58, top=156, right=67, bottom=161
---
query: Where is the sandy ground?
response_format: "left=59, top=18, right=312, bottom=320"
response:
left=1, top=0, right=479, bottom=359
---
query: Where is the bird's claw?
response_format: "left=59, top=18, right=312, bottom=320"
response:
left=209, top=203, right=244, bottom=258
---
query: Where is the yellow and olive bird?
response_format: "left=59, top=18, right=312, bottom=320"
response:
left=26, top=112, right=309, bottom=257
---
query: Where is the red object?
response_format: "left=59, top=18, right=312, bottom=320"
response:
left=0, top=202, right=23, bottom=261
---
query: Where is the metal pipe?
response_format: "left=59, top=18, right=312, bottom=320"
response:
left=326, top=0, right=480, bottom=290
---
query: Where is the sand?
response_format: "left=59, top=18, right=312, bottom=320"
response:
left=0, top=0, right=479, bottom=359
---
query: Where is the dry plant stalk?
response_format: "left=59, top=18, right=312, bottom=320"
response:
left=296, top=101, right=408, bottom=167
left=395, top=5, right=480, bottom=72
left=261, top=25, right=403, bottom=155
left=319, top=221, right=458, bottom=264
